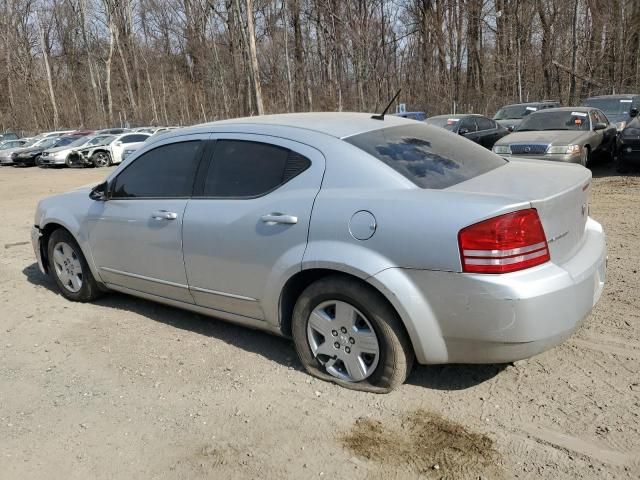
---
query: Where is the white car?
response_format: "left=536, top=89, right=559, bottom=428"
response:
left=70, top=132, right=152, bottom=167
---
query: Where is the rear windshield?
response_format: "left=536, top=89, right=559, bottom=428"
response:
left=425, top=116, right=461, bottom=131
left=344, top=124, right=506, bottom=189
left=494, top=105, right=540, bottom=120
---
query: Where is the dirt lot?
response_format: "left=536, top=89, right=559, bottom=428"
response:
left=1, top=164, right=639, bottom=479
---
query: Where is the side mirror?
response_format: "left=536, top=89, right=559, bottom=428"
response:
left=630, top=107, right=639, bottom=118
left=114, top=141, right=122, bottom=146
left=593, top=122, right=607, bottom=131
left=89, top=181, right=109, bottom=201
left=507, top=125, right=515, bottom=132
left=458, top=128, right=469, bottom=136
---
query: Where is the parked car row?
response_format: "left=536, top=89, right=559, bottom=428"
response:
left=404, top=94, right=638, bottom=172
left=0, top=126, right=177, bottom=168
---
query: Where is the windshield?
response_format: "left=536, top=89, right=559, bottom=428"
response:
left=582, top=98, right=634, bottom=115
left=36, top=137, right=60, bottom=148
left=344, top=124, right=506, bottom=189
left=425, top=116, right=460, bottom=132
left=66, top=136, right=92, bottom=148
left=517, top=111, right=590, bottom=131
left=53, top=136, right=81, bottom=148
left=88, top=135, right=115, bottom=146
left=494, top=105, right=539, bottom=120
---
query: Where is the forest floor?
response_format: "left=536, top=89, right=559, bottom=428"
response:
left=0, top=163, right=639, bottom=479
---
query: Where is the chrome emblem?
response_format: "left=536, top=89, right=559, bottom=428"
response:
left=524, top=146, right=531, bottom=153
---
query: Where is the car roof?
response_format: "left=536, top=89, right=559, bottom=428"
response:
left=194, top=112, right=414, bottom=139
left=584, top=94, right=638, bottom=99
left=530, top=107, right=593, bottom=113
left=428, top=114, right=485, bottom=119
left=500, top=101, right=559, bottom=107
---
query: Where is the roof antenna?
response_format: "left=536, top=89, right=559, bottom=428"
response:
left=371, top=89, right=401, bottom=120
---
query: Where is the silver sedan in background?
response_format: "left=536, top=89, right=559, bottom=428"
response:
left=492, top=107, right=617, bottom=165
left=31, top=113, right=606, bottom=392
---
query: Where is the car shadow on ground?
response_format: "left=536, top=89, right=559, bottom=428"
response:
left=590, top=160, right=640, bottom=178
left=23, top=262, right=506, bottom=391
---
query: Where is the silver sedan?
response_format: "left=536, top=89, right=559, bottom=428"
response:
left=31, top=113, right=606, bottom=392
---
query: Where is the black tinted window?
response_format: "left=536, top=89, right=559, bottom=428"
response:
left=476, top=117, right=495, bottom=131
left=121, top=134, right=148, bottom=143
left=112, top=141, right=201, bottom=198
left=345, top=124, right=506, bottom=189
left=203, top=140, right=310, bottom=197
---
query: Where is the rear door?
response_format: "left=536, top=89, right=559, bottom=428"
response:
left=87, top=135, right=206, bottom=302
left=182, top=135, right=325, bottom=320
left=475, top=116, right=499, bottom=149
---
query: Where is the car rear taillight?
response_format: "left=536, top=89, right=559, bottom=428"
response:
left=458, top=209, right=550, bottom=274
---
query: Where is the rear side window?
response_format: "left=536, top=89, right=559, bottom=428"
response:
left=203, top=140, right=310, bottom=197
left=459, top=117, right=478, bottom=132
left=345, top=124, right=506, bottom=189
left=111, top=141, right=202, bottom=198
left=476, top=117, right=495, bottom=131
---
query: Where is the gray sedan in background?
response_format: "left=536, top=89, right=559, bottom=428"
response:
left=31, top=113, right=606, bottom=392
left=492, top=107, right=617, bottom=165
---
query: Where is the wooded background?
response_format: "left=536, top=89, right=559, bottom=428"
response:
left=1, top=0, right=639, bottom=132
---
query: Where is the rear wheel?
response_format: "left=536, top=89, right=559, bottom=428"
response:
left=47, top=229, right=102, bottom=302
left=292, top=275, right=414, bottom=393
left=92, top=151, right=111, bottom=168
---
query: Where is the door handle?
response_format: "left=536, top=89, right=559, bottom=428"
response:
left=151, top=210, right=178, bottom=220
left=260, top=213, right=298, bottom=225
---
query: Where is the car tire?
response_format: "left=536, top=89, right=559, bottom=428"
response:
left=47, top=229, right=102, bottom=302
left=291, top=275, right=414, bottom=393
left=581, top=147, right=591, bottom=167
left=92, top=151, right=111, bottom=168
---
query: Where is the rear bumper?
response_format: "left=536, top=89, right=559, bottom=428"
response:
left=372, top=217, right=606, bottom=364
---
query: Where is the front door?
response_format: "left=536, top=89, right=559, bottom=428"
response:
left=182, top=135, right=325, bottom=321
left=87, top=136, right=206, bottom=303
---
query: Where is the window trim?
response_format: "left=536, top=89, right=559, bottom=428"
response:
left=193, top=138, right=312, bottom=200
left=108, top=139, right=207, bottom=200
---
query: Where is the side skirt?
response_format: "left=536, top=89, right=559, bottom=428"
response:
left=105, top=283, right=283, bottom=336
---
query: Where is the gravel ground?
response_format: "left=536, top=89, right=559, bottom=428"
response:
left=0, top=163, right=639, bottom=479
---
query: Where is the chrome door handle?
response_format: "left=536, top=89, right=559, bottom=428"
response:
left=260, top=213, right=298, bottom=225
left=151, top=210, right=178, bottom=220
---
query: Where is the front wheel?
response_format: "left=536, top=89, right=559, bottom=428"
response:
left=47, top=229, right=103, bottom=302
left=92, top=151, right=111, bottom=168
left=292, top=275, right=414, bottom=393
left=580, top=147, right=591, bottom=167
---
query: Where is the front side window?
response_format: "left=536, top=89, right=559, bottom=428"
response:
left=344, top=124, right=506, bottom=190
left=203, top=140, right=310, bottom=198
left=111, top=141, right=202, bottom=198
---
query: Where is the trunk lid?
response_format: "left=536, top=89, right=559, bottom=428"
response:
left=448, top=158, right=591, bottom=265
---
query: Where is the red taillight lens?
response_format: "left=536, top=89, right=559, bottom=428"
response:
left=458, top=209, right=550, bottom=274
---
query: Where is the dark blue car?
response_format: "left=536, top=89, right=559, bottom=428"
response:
left=392, top=111, right=427, bottom=121
left=582, top=94, right=640, bottom=131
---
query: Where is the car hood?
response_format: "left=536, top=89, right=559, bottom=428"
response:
left=495, top=130, right=589, bottom=146
left=15, top=146, right=45, bottom=155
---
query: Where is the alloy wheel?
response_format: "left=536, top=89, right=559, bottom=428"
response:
left=306, top=300, right=380, bottom=382
left=93, top=152, right=110, bottom=167
left=52, top=241, right=83, bottom=293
